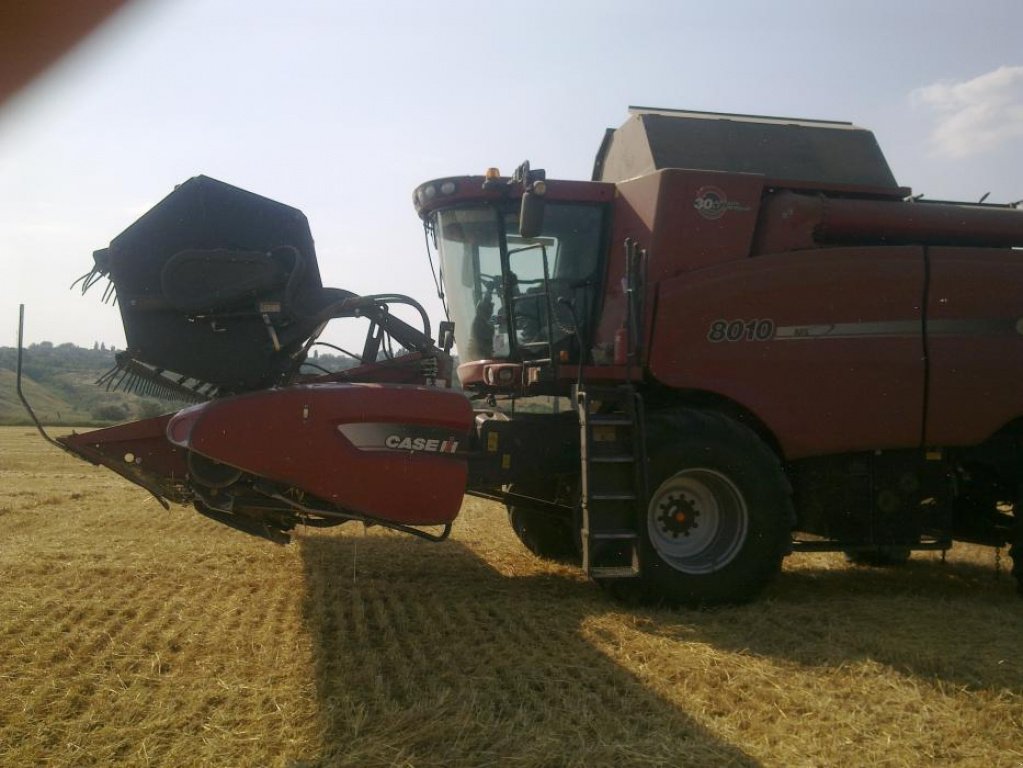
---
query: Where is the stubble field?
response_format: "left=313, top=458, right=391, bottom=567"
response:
left=1, top=426, right=1021, bottom=767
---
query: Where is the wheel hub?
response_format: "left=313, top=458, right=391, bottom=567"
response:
left=656, top=494, right=701, bottom=537
left=646, top=468, right=749, bottom=575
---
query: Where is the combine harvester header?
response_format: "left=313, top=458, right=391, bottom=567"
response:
left=21, top=175, right=472, bottom=544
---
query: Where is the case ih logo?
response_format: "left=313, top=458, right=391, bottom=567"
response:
left=693, top=186, right=750, bottom=220
left=337, top=423, right=461, bottom=454
left=384, top=434, right=460, bottom=453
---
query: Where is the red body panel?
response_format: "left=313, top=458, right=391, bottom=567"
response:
left=926, top=247, right=1023, bottom=445
left=577, top=169, right=1023, bottom=458
left=59, top=414, right=189, bottom=501
left=595, top=170, right=765, bottom=353
left=167, top=383, right=473, bottom=525
left=649, top=246, right=925, bottom=459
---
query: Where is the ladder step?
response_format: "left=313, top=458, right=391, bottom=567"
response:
left=590, top=530, right=639, bottom=541
left=589, top=565, right=640, bottom=579
left=578, top=384, right=647, bottom=582
left=594, top=392, right=634, bottom=401
left=589, top=416, right=633, bottom=426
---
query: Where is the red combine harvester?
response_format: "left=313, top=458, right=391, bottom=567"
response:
left=25, top=107, right=1023, bottom=604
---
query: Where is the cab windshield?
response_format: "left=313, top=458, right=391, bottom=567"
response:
left=433, top=203, right=604, bottom=365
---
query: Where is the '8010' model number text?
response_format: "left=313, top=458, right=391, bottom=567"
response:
left=707, top=319, right=776, bottom=343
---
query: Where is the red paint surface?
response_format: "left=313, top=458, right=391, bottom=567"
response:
left=650, top=247, right=925, bottom=458
left=59, top=414, right=189, bottom=500
left=925, top=247, right=1023, bottom=445
left=168, top=383, right=473, bottom=525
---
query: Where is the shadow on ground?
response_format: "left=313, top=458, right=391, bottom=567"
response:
left=294, top=533, right=759, bottom=768
left=626, top=553, right=1023, bottom=695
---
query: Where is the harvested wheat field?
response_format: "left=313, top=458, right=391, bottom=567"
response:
left=1, top=426, right=1022, bottom=767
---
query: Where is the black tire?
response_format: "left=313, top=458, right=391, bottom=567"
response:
left=507, top=480, right=578, bottom=561
left=627, top=409, right=794, bottom=606
left=844, top=547, right=911, bottom=566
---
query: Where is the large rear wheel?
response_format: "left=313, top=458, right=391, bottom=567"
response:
left=632, top=409, right=793, bottom=605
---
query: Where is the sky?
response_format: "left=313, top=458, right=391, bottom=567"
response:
left=2, top=0, right=1022, bottom=353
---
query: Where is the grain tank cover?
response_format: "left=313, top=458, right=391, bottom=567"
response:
left=593, top=107, right=899, bottom=191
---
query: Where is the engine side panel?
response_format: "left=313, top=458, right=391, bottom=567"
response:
left=649, top=246, right=924, bottom=459
left=925, top=247, right=1023, bottom=445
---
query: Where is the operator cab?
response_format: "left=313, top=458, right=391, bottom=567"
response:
left=416, top=168, right=613, bottom=393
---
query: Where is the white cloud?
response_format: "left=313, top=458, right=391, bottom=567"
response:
left=911, top=65, right=1023, bottom=158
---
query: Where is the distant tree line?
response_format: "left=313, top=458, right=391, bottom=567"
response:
left=0, top=342, right=168, bottom=424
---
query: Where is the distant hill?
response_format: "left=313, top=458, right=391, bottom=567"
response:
left=0, top=342, right=359, bottom=426
left=0, top=343, right=164, bottom=426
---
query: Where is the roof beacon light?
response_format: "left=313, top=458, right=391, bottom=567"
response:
left=485, top=167, right=501, bottom=181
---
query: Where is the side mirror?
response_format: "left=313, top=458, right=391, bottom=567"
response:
left=519, top=191, right=545, bottom=239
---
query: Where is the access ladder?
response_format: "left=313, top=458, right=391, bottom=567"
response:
left=576, top=383, right=647, bottom=579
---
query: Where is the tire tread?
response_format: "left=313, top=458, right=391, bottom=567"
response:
left=626, top=407, right=795, bottom=606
